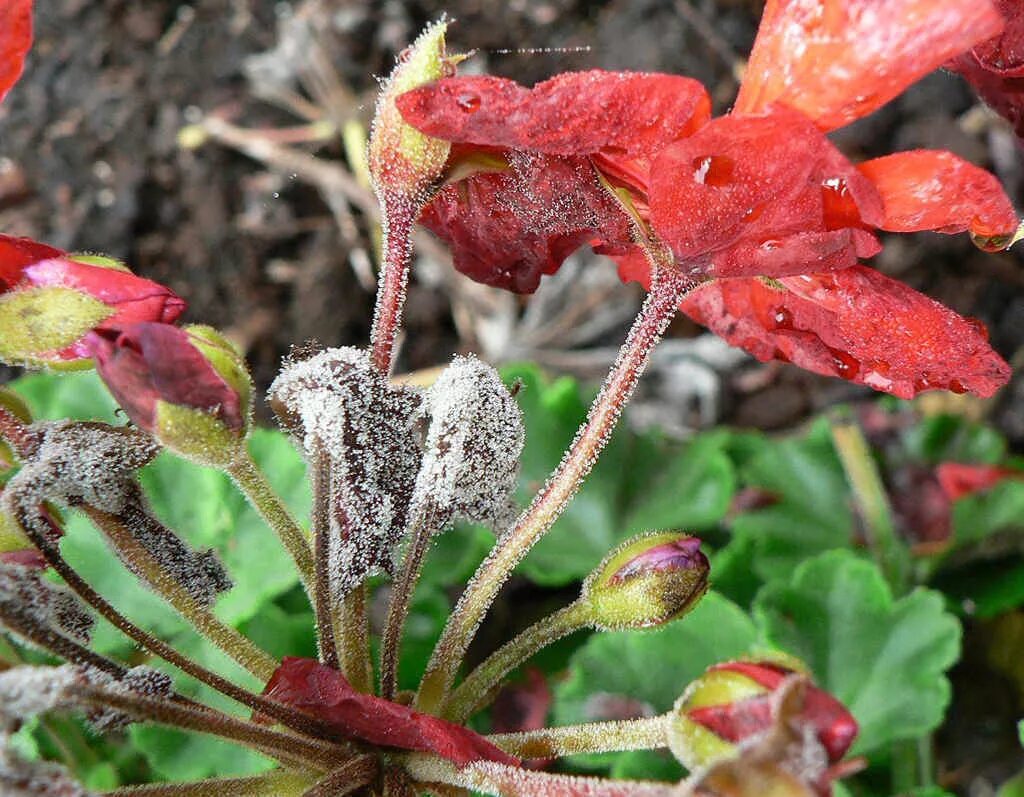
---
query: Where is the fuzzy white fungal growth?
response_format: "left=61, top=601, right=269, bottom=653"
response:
left=269, top=347, right=424, bottom=596
left=0, top=666, right=81, bottom=731
left=0, top=563, right=94, bottom=645
left=86, top=665, right=173, bottom=733
left=411, top=355, right=524, bottom=532
left=0, top=730, right=96, bottom=796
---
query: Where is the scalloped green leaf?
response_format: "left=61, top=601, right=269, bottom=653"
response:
left=753, top=551, right=961, bottom=756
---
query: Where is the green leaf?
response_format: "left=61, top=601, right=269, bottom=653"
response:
left=128, top=725, right=273, bottom=782
left=553, top=591, right=757, bottom=725
left=608, top=749, right=683, bottom=781
left=729, top=420, right=853, bottom=585
left=952, top=480, right=1024, bottom=547
left=9, top=370, right=119, bottom=423
left=753, top=551, right=961, bottom=756
left=902, top=413, right=1005, bottom=464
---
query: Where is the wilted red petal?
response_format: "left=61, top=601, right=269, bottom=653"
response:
left=680, top=266, right=1010, bottom=398
left=736, top=0, right=1004, bottom=130
left=936, top=462, right=1023, bottom=500
left=420, top=152, right=633, bottom=293
left=0, top=0, right=31, bottom=104
left=397, top=70, right=710, bottom=159
left=648, top=111, right=882, bottom=268
left=87, top=323, right=243, bottom=434
left=858, top=150, right=1018, bottom=237
left=262, top=658, right=518, bottom=767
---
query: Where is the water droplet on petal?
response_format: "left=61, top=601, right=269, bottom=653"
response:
left=949, top=379, right=968, bottom=395
left=970, top=229, right=1014, bottom=252
left=691, top=155, right=735, bottom=187
left=821, top=176, right=862, bottom=230
left=829, top=347, right=860, bottom=380
left=456, top=92, right=481, bottom=112
left=772, top=307, right=794, bottom=330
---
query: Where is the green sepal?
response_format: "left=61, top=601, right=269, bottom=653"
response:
left=0, top=286, right=111, bottom=366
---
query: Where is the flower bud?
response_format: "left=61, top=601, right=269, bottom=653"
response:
left=580, top=532, right=709, bottom=630
left=0, top=235, right=186, bottom=368
left=86, top=322, right=252, bottom=466
left=369, top=20, right=459, bottom=203
left=668, top=660, right=858, bottom=772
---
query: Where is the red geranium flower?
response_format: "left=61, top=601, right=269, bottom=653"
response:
left=0, top=0, right=31, bottom=103
left=396, top=0, right=1016, bottom=399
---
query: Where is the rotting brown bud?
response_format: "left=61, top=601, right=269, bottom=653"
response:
left=410, top=355, right=524, bottom=531
left=580, top=531, right=709, bottom=630
left=0, top=563, right=94, bottom=647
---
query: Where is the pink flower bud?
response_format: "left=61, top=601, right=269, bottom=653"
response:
left=87, top=323, right=252, bottom=465
left=581, top=532, right=709, bottom=630
left=669, top=660, right=858, bottom=772
left=0, top=235, right=185, bottom=367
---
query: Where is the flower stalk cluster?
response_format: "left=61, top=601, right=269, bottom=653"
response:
left=0, top=0, right=1018, bottom=795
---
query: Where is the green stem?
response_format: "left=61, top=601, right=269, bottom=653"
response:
left=488, top=714, right=669, bottom=759
left=829, top=411, right=909, bottom=594
left=84, top=505, right=277, bottom=681
left=310, top=443, right=340, bottom=670
left=444, top=602, right=589, bottom=723
left=227, top=450, right=315, bottom=592
left=415, top=268, right=694, bottom=713
left=380, top=507, right=441, bottom=700
left=339, top=585, right=373, bottom=693
left=106, top=771, right=319, bottom=796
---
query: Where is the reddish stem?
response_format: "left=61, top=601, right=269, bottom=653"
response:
left=369, top=193, right=416, bottom=374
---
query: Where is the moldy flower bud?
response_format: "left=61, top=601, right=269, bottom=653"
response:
left=369, top=19, right=459, bottom=204
left=668, top=660, right=858, bottom=772
left=580, top=531, right=709, bottom=630
left=0, top=235, right=185, bottom=368
left=86, top=322, right=252, bottom=466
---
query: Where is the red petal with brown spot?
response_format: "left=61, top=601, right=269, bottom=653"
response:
left=736, top=0, right=1004, bottom=130
left=858, top=150, right=1018, bottom=238
left=680, top=266, right=1010, bottom=399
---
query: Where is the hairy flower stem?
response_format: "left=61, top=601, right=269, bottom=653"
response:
left=829, top=411, right=910, bottom=594
left=488, top=715, right=669, bottom=759
left=415, top=268, right=695, bottom=713
left=83, top=505, right=277, bottom=681
left=10, top=509, right=333, bottom=740
left=105, top=770, right=319, bottom=796
left=340, top=585, right=373, bottom=693
left=445, top=602, right=590, bottom=723
left=369, top=202, right=415, bottom=375
left=379, top=507, right=441, bottom=700
left=227, top=450, right=316, bottom=592
left=79, top=686, right=340, bottom=770
left=0, top=603, right=126, bottom=678
left=310, top=444, right=340, bottom=670
left=301, top=755, right=379, bottom=797
left=0, top=405, right=38, bottom=458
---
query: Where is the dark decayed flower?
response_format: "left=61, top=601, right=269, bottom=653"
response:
left=395, top=0, right=1017, bottom=399
left=0, top=236, right=186, bottom=366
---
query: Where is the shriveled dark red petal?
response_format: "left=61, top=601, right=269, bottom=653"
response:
left=858, top=150, right=1018, bottom=237
left=0, top=0, right=31, bottom=104
left=736, top=0, right=1004, bottom=130
left=396, top=70, right=711, bottom=159
left=961, top=0, right=1024, bottom=77
left=87, top=322, right=243, bottom=433
left=648, top=110, right=882, bottom=267
left=950, top=53, right=1024, bottom=137
left=680, top=267, right=1010, bottom=398
left=420, top=151, right=633, bottom=293
left=0, top=234, right=63, bottom=288
left=936, top=462, right=1023, bottom=501
left=261, top=657, right=518, bottom=767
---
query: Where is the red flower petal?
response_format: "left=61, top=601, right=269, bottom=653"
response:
left=858, top=150, right=1018, bottom=237
left=261, top=658, right=518, bottom=768
left=936, top=462, right=1023, bottom=501
left=736, top=0, right=1004, bottom=130
left=648, top=111, right=882, bottom=270
left=709, top=228, right=880, bottom=279
left=0, top=235, right=62, bottom=288
left=420, top=152, right=633, bottom=293
left=680, top=266, right=1010, bottom=398
left=396, top=70, right=710, bottom=159
left=0, top=0, right=31, bottom=104
left=87, top=323, right=243, bottom=434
